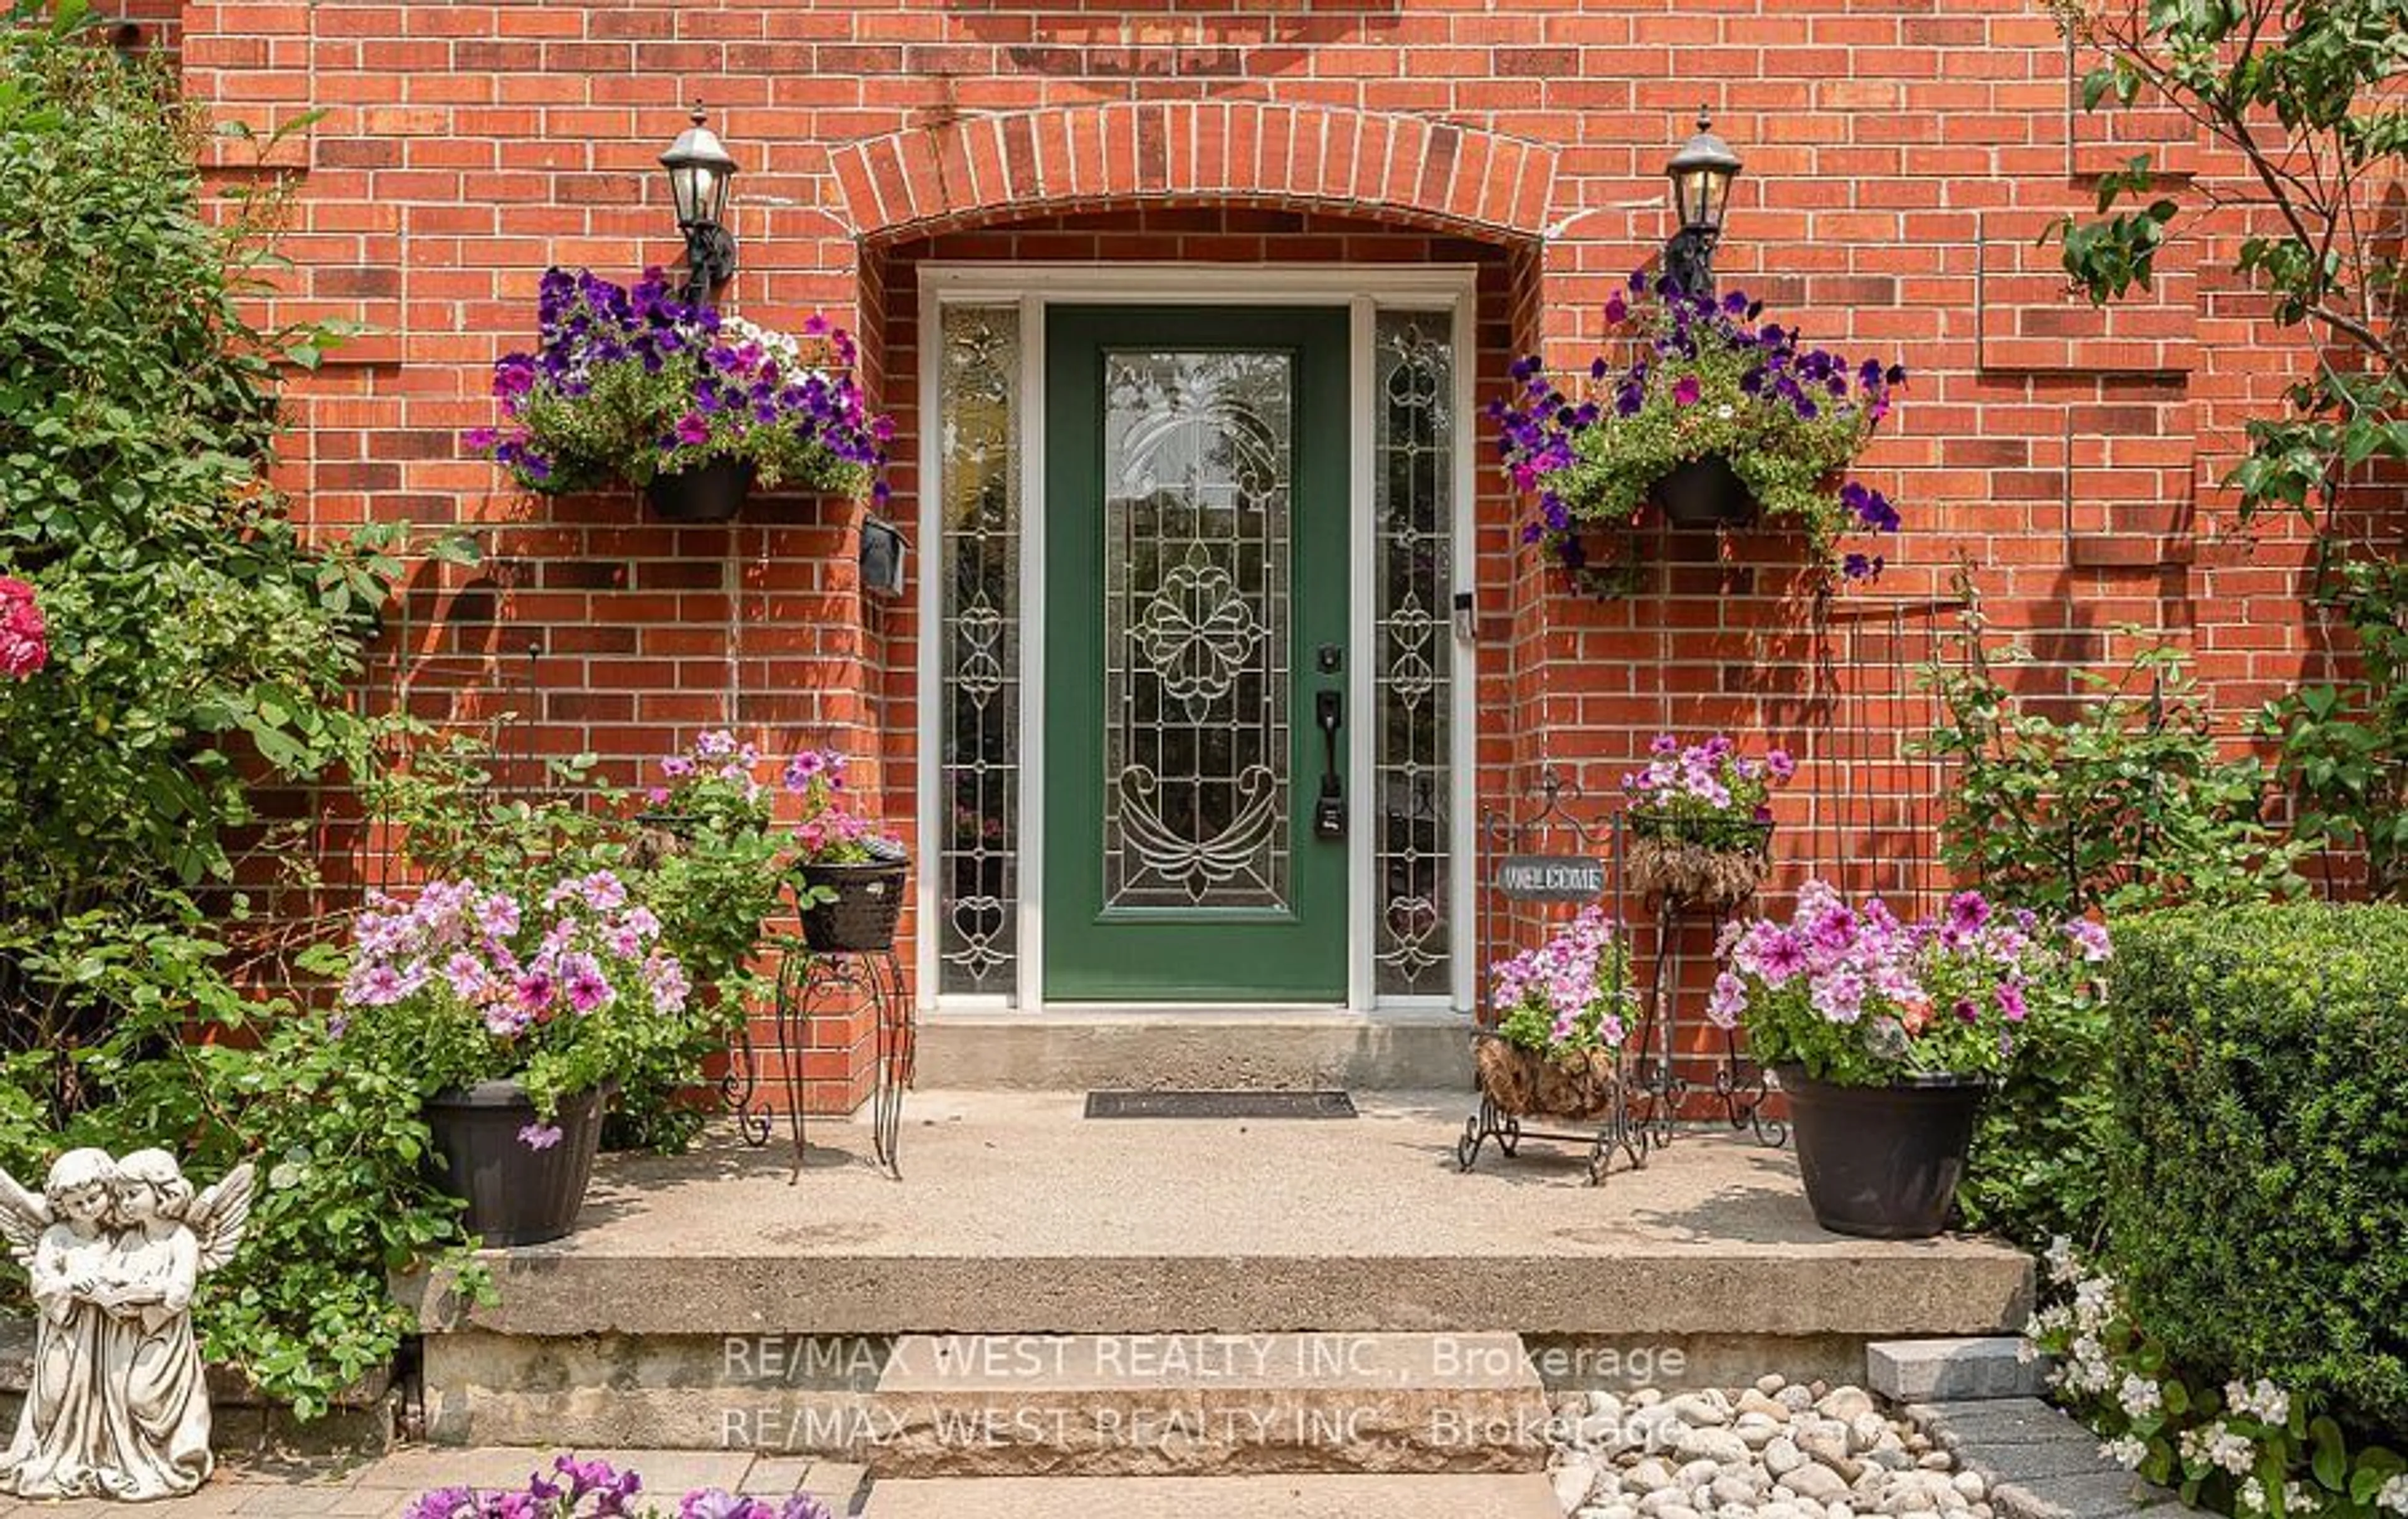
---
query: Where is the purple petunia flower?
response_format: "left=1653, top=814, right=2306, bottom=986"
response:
left=1995, top=980, right=2028, bottom=1022
left=1946, top=890, right=1992, bottom=938
left=559, top=953, right=615, bottom=1016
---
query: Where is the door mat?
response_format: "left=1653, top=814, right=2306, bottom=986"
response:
left=1083, top=1090, right=1358, bottom=1120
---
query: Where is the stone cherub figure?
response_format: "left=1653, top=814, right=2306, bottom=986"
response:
left=0, top=1148, right=253, bottom=1501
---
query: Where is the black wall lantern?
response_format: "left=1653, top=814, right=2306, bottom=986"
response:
left=1662, top=109, right=1743, bottom=300
left=660, top=103, right=739, bottom=307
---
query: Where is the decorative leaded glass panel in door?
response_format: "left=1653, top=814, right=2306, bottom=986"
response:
left=1100, top=349, right=1292, bottom=913
left=1042, top=307, right=1351, bottom=1002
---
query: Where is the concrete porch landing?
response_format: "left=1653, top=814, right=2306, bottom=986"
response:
left=411, top=1091, right=2032, bottom=1352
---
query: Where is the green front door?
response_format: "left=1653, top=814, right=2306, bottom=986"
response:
left=1043, top=305, right=1351, bottom=1001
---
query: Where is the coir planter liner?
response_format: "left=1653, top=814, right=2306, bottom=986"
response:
left=1777, top=1064, right=1985, bottom=1239
left=424, top=1079, right=606, bottom=1247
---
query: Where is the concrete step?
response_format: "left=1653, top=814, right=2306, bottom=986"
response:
left=409, top=1096, right=2034, bottom=1451
left=910, top=1009, right=1475, bottom=1090
left=423, top=1333, right=1554, bottom=1474
left=860, top=1473, right=1565, bottom=1518
left=866, top=1332, right=1551, bottom=1477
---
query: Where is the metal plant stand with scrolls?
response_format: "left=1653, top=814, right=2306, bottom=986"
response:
left=1637, top=888, right=1787, bottom=1149
left=761, top=943, right=916, bottom=1180
left=724, top=1007, right=779, bottom=1150
left=1455, top=767, right=1652, bottom=1187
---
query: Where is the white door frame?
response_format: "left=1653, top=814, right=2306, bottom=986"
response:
left=914, top=262, right=1481, bottom=1016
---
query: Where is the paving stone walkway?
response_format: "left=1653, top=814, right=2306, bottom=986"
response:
left=0, top=1449, right=867, bottom=1518
left=1904, top=1400, right=2194, bottom=1519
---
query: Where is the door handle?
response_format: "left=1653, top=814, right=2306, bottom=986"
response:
left=1312, top=688, right=1346, bottom=840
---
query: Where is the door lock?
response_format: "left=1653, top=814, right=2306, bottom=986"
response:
left=1312, top=688, right=1346, bottom=840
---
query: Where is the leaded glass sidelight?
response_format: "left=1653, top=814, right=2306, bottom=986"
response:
left=1373, top=313, right=1454, bottom=997
left=937, top=307, right=1020, bottom=995
left=1101, top=350, right=1294, bottom=912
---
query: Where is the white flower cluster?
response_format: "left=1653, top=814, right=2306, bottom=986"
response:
left=2226, top=1378, right=2292, bottom=1427
left=2029, top=1241, right=2122, bottom=1399
left=2099, top=1436, right=2148, bottom=1471
left=2044, top=1234, right=2082, bottom=1286
left=2379, top=1474, right=2408, bottom=1517
left=2025, top=1238, right=2364, bottom=1519
left=719, top=314, right=835, bottom=383
left=2118, top=1372, right=2164, bottom=1420
left=2179, top=1419, right=2258, bottom=1478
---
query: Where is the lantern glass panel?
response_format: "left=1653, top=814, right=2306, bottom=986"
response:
left=668, top=164, right=705, bottom=226
left=1672, top=167, right=1724, bottom=230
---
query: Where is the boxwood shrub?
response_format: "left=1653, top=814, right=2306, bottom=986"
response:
left=2108, top=905, right=2408, bottom=1435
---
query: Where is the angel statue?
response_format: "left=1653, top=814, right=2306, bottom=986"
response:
left=0, top=1148, right=254, bottom=1501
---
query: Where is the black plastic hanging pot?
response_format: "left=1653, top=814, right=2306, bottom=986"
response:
left=424, top=1080, right=607, bottom=1246
left=1777, top=1064, right=1986, bottom=1239
left=643, top=456, right=754, bottom=522
left=1651, top=453, right=1758, bottom=528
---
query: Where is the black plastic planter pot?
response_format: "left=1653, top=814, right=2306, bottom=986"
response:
left=797, top=860, right=909, bottom=952
left=1777, top=1064, right=1985, bottom=1239
left=424, top=1080, right=606, bottom=1246
left=1651, top=454, right=1758, bottom=528
left=643, top=457, right=754, bottom=522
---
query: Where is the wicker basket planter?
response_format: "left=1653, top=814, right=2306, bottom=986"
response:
left=1473, top=1033, right=1622, bottom=1122
left=796, top=859, right=908, bottom=952
left=1627, top=812, right=1773, bottom=909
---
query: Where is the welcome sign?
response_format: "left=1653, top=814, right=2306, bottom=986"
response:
left=1494, top=855, right=1607, bottom=902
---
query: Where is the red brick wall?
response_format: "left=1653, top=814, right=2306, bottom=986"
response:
left=173, top=0, right=2339, bottom=1108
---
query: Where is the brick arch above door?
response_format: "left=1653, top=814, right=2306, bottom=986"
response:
left=826, top=103, right=1560, bottom=243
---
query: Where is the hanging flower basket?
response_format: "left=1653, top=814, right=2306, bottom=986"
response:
left=1489, top=271, right=1909, bottom=593
left=468, top=268, right=892, bottom=510
left=1627, top=812, right=1773, bottom=908
left=1650, top=453, right=1758, bottom=528
left=1474, top=1033, right=1621, bottom=1122
left=796, top=859, right=908, bottom=953
left=642, top=456, right=754, bottom=522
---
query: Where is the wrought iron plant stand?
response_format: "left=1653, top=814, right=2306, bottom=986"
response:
left=734, top=945, right=916, bottom=1180
left=1455, top=769, right=1652, bottom=1187
left=1637, top=891, right=1787, bottom=1149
